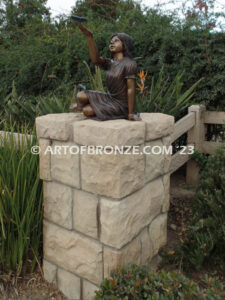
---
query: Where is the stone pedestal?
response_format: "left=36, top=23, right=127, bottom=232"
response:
left=36, top=112, right=174, bottom=300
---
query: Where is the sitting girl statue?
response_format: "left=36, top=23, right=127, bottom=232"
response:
left=71, top=21, right=141, bottom=121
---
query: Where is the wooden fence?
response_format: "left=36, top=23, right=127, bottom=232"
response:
left=0, top=130, right=33, bottom=147
left=170, top=105, right=225, bottom=184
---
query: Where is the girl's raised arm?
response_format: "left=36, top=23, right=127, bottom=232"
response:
left=78, top=24, right=104, bottom=65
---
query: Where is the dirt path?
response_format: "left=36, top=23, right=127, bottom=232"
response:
left=0, top=272, right=66, bottom=300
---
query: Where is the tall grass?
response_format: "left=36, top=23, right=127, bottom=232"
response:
left=0, top=125, right=43, bottom=274
left=0, top=81, right=76, bottom=130
left=83, top=61, right=105, bottom=92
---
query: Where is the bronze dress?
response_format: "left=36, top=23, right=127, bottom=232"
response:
left=84, top=57, right=137, bottom=121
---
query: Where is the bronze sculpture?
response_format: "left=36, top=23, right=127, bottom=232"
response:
left=71, top=21, right=141, bottom=121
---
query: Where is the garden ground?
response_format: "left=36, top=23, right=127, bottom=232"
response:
left=0, top=167, right=224, bottom=300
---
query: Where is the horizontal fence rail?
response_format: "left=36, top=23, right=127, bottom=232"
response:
left=170, top=106, right=224, bottom=183
left=170, top=145, right=194, bottom=174
left=0, top=131, right=33, bottom=147
left=202, top=110, right=225, bottom=155
left=204, top=111, right=225, bottom=125
left=202, top=141, right=223, bottom=155
left=171, top=112, right=195, bottom=143
left=170, top=110, right=196, bottom=174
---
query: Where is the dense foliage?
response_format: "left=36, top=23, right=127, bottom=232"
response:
left=171, top=146, right=225, bottom=271
left=0, top=82, right=73, bottom=129
left=0, top=0, right=224, bottom=114
left=136, top=66, right=202, bottom=119
left=95, top=263, right=225, bottom=299
left=0, top=126, right=43, bottom=274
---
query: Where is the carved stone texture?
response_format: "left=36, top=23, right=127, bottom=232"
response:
left=103, top=236, right=141, bottom=278
left=145, top=139, right=165, bottom=182
left=36, top=113, right=85, bottom=141
left=162, top=135, right=172, bottom=173
left=73, top=119, right=145, bottom=146
left=39, top=138, right=51, bottom=181
left=100, top=177, right=164, bottom=248
left=141, top=113, right=174, bottom=141
left=139, top=228, right=153, bottom=265
left=145, top=139, right=172, bottom=183
left=43, top=259, right=57, bottom=284
left=149, top=213, right=167, bottom=257
left=162, top=174, right=170, bottom=212
left=43, top=221, right=103, bottom=285
left=44, top=182, right=73, bottom=229
left=81, top=151, right=145, bottom=199
left=51, top=141, right=80, bottom=189
left=73, top=190, right=98, bottom=239
left=57, top=268, right=81, bottom=300
left=83, top=280, right=99, bottom=300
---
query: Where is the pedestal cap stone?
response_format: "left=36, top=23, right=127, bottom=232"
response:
left=36, top=113, right=85, bottom=141
left=140, top=113, right=174, bottom=141
left=73, top=119, right=145, bottom=146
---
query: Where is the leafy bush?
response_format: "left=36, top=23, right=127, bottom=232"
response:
left=0, top=62, right=103, bottom=128
left=94, top=263, right=224, bottom=299
left=136, top=66, right=202, bottom=119
left=0, top=82, right=74, bottom=128
left=173, top=146, right=225, bottom=271
left=191, top=150, right=209, bottom=171
left=0, top=126, right=43, bottom=274
left=0, top=0, right=225, bottom=111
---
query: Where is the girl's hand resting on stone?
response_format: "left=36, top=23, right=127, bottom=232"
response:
left=128, top=113, right=142, bottom=121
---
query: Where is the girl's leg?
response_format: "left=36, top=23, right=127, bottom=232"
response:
left=70, top=91, right=95, bottom=117
left=70, top=91, right=89, bottom=111
left=83, top=104, right=95, bottom=117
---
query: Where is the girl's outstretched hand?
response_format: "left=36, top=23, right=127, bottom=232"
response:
left=71, top=16, right=92, bottom=37
left=77, top=24, right=93, bottom=37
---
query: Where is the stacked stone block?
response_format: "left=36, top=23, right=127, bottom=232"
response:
left=36, top=112, right=174, bottom=300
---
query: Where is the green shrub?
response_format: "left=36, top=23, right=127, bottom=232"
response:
left=174, top=146, right=225, bottom=271
left=94, top=263, right=224, bottom=299
left=136, top=66, right=202, bottom=119
left=191, top=150, right=209, bottom=171
left=1, top=0, right=225, bottom=111
left=0, top=126, right=43, bottom=274
left=0, top=82, right=74, bottom=128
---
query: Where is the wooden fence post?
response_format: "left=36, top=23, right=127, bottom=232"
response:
left=186, top=105, right=206, bottom=185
